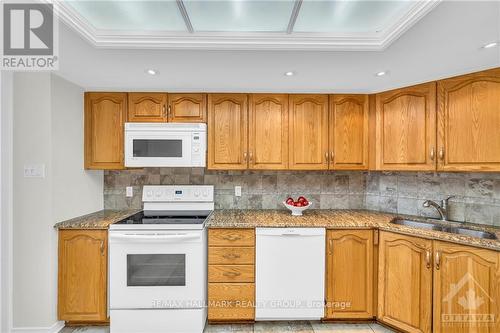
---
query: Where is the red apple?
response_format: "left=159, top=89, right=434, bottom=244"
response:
left=295, top=201, right=303, bottom=207
left=286, top=197, right=294, bottom=205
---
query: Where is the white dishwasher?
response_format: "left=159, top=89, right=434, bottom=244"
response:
left=255, top=227, right=325, bottom=320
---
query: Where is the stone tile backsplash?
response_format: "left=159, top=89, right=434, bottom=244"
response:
left=104, top=168, right=500, bottom=226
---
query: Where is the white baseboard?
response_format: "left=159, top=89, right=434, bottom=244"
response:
left=11, top=321, right=65, bottom=333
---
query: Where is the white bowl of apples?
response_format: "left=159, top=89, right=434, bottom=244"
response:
left=283, top=196, right=312, bottom=216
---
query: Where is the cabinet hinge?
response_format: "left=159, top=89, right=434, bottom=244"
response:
left=373, top=230, right=379, bottom=245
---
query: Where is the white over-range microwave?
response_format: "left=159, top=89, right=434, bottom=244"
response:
left=124, top=123, right=206, bottom=167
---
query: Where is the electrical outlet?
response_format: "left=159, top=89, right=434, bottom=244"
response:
left=126, top=186, right=133, bottom=197
left=234, top=185, right=242, bottom=197
left=23, top=164, right=45, bottom=178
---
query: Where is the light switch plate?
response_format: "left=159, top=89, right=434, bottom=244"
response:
left=126, top=186, right=133, bottom=197
left=23, top=164, right=45, bottom=178
left=235, top=186, right=242, bottom=197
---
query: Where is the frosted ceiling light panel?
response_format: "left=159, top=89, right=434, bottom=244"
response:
left=294, top=0, right=413, bottom=33
left=65, top=1, right=187, bottom=31
left=184, top=0, right=296, bottom=32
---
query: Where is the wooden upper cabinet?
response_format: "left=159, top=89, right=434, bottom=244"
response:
left=208, top=94, right=248, bottom=170
left=378, top=232, right=433, bottom=333
left=288, top=94, right=329, bottom=170
left=432, top=241, right=500, bottom=333
left=326, top=230, right=373, bottom=319
left=127, top=92, right=167, bottom=122
left=168, top=93, right=207, bottom=123
left=58, top=230, right=108, bottom=322
left=375, top=83, right=437, bottom=171
left=248, top=94, right=288, bottom=170
left=84, top=92, right=126, bottom=169
left=437, top=68, right=500, bottom=171
left=329, top=94, right=369, bottom=170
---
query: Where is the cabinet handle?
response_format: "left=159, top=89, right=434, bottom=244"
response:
left=223, top=235, right=242, bottom=241
left=430, top=148, right=435, bottom=161
left=325, top=152, right=329, bottom=163
left=223, top=253, right=241, bottom=260
left=223, top=271, right=241, bottom=277
left=168, top=105, right=172, bottom=118
left=425, top=250, right=431, bottom=269
left=328, top=239, right=333, bottom=255
left=330, top=151, right=334, bottom=162
left=435, top=251, right=441, bottom=270
left=162, top=105, right=166, bottom=118
left=249, top=151, right=253, bottom=163
left=439, top=147, right=445, bottom=161
left=243, top=152, right=248, bottom=163
left=100, top=240, right=105, bottom=256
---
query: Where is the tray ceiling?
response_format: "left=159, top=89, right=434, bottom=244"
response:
left=56, top=0, right=441, bottom=50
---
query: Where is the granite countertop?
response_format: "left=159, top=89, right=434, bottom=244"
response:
left=207, top=209, right=500, bottom=251
left=54, top=209, right=141, bottom=229
left=54, top=208, right=500, bottom=251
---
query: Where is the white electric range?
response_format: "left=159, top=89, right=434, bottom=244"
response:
left=109, top=185, right=214, bottom=333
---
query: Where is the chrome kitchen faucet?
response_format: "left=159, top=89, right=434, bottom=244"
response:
left=422, top=196, right=455, bottom=221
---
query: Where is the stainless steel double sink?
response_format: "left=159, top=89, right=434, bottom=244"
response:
left=391, top=218, right=498, bottom=240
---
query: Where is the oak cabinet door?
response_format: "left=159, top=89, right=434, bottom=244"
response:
left=84, top=92, right=126, bottom=169
left=437, top=68, right=500, bottom=171
left=127, top=92, right=167, bottom=122
left=58, top=230, right=107, bottom=322
left=248, top=94, right=288, bottom=170
left=378, top=232, right=433, bottom=333
left=329, top=95, right=369, bottom=170
left=208, top=94, right=248, bottom=170
left=168, top=93, right=207, bottom=123
left=433, top=241, right=500, bottom=333
left=325, top=230, right=373, bottom=319
left=375, top=83, right=437, bottom=171
left=288, top=94, right=329, bottom=170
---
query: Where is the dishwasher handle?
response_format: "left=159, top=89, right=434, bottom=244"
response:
left=256, top=227, right=325, bottom=237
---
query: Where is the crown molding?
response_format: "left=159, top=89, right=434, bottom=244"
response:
left=53, top=0, right=441, bottom=51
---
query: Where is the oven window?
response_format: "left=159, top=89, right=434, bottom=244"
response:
left=127, top=254, right=186, bottom=286
left=133, top=139, right=182, bottom=158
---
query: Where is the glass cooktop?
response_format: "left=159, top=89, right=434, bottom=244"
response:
left=115, top=211, right=209, bottom=225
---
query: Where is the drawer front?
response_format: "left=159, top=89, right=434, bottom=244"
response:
left=209, top=229, right=255, bottom=247
left=209, top=265, right=254, bottom=283
left=208, top=283, right=255, bottom=321
left=209, top=247, right=255, bottom=265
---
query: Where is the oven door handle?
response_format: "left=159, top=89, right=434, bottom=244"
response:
left=109, top=233, right=201, bottom=242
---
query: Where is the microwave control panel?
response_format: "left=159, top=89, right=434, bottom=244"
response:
left=191, top=131, right=206, bottom=166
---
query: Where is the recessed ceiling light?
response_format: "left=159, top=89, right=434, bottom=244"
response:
left=482, top=42, right=498, bottom=49
left=146, top=69, right=158, bottom=75
left=375, top=71, right=388, bottom=77
left=284, top=71, right=295, bottom=77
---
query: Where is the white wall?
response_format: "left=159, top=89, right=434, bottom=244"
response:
left=11, top=73, right=103, bottom=332
left=1, top=71, right=14, bottom=333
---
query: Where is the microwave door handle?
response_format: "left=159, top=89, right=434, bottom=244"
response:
left=109, top=233, right=200, bottom=242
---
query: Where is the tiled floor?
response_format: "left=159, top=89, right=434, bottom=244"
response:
left=60, top=322, right=395, bottom=333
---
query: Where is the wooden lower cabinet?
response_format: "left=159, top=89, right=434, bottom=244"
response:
left=378, top=231, right=433, bottom=333
left=325, top=229, right=374, bottom=319
left=208, top=283, right=255, bottom=321
left=208, top=228, right=255, bottom=322
left=432, top=241, right=500, bottom=333
left=58, top=229, right=108, bottom=323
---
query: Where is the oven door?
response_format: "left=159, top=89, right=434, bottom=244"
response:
left=109, top=230, right=206, bottom=309
left=124, top=130, right=192, bottom=167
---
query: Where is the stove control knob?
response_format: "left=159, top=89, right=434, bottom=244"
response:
left=202, top=189, right=209, bottom=197
left=147, top=190, right=153, bottom=198
left=194, top=190, right=200, bottom=197
left=155, top=190, right=162, bottom=198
